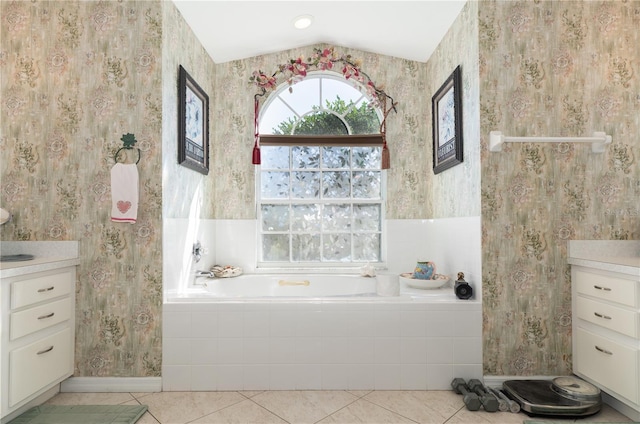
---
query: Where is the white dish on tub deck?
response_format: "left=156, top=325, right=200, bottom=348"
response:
left=400, top=272, right=450, bottom=289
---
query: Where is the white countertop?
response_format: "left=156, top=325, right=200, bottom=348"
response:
left=568, top=240, right=640, bottom=277
left=0, top=241, right=80, bottom=278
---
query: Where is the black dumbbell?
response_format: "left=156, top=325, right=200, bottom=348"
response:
left=468, top=379, right=499, bottom=412
left=451, top=378, right=481, bottom=411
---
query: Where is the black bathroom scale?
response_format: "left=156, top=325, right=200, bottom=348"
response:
left=502, top=376, right=601, bottom=417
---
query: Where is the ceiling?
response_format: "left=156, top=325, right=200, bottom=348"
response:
left=172, top=1, right=468, bottom=64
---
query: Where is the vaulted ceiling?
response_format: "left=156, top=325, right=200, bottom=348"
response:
left=172, top=1, right=467, bottom=63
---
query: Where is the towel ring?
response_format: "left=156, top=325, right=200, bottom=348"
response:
left=114, top=147, right=141, bottom=164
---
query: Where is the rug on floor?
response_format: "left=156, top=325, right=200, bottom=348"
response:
left=8, top=405, right=148, bottom=424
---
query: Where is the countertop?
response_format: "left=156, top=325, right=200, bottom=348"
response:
left=0, top=241, right=80, bottom=278
left=568, top=240, right=640, bottom=277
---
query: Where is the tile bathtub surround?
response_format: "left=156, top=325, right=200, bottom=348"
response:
left=162, top=301, right=482, bottom=391
left=45, top=390, right=633, bottom=424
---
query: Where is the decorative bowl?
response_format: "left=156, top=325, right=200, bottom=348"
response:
left=400, top=272, right=450, bottom=289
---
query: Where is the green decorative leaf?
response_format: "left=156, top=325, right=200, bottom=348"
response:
left=121, top=133, right=137, bottom=148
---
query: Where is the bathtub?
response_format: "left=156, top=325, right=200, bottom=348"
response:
left=163, top=273, right=482, bottom=391
left=166, top=273, right=459, bottom=301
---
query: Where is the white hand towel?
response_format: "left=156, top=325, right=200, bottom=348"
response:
left=111, top=163, right=139, bottom=224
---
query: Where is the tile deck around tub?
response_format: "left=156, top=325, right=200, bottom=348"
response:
left=43, top=390, right=633, bottom=424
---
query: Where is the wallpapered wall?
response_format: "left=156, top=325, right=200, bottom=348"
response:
left=479, top=1, right=639, bottom=376
left=0, top=0, right=167, bottom=377
left=214, top=48, right=440, bottom=220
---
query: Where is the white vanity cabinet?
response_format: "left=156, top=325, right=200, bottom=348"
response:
left=569, top=240, right=640, bottom=421
left=0, top=245, right=79, bottom=422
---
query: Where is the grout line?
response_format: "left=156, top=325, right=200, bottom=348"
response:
left=246, top=395, right=292, bottom=424
left=356, top=397, right=421, bottom=424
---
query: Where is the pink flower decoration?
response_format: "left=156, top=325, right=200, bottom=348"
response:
left=251, top=70, right=277, bottom=91
left=287, top=57, right=308, bottom=77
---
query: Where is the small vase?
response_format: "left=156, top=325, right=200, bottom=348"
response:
left=413, top=261, right=436, bottom=280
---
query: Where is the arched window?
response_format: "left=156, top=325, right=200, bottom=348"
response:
left=257, top=73, right=386, bottom=266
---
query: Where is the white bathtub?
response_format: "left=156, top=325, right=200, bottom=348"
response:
left=163, top=273, right=481, bottom=391
left=166, top=273, right=458, bottom=301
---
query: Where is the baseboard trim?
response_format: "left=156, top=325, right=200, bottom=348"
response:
left=60, top=377, right=162, bottom=393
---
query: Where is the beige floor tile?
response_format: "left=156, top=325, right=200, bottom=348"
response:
left=346, top=390, right=373, bottom=398
left=363, top=390, right=462, bottom=423
left=140, top=391, right=245, bottom=424
left=447, top=409, right=535, bottom=424
left=45, top=392, right=136, bottom=405
left=251, top=390, right=359, bottom=424
left=317, top=398, right=417, bottom=424
left=238, top=391, right=266, bottom=399
left=189, top=399, right=288, bottom=423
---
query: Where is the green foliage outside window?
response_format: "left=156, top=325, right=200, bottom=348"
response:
left=273, top=96, right=380, bottom=135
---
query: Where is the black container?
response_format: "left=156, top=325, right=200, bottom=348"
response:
left=454, top=279, right=473, bottom=299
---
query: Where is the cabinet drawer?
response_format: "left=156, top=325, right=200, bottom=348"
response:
left=575, top=269, right=637, bottom=308
left=576, top=296, right=638, bottom=338
left=11, top=267, right=74, bottom=309
left=575, top=327, right=638, bottom=403
left=10, top=297, right=72, bottom=340
left=9, top=327, right=73, bottom=407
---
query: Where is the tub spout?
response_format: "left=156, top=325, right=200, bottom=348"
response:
left=195, top=270, right=214, bottom=278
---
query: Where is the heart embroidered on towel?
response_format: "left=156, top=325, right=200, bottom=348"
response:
left=117, top=200, right=132, bottom=214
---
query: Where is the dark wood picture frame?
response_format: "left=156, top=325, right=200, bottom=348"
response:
left=178, top=65, right=209, bottom=175
left=432, top=65, right=463, bottom=174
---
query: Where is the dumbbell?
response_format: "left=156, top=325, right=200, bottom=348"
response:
left=468, top=379, right=499, bottom=412
left=490, top=387, right=521, bottom=413
left=451, top=378, right=481, bottom=411
left=486, top=387, right=508, bottom=412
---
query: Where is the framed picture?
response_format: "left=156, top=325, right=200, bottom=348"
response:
left=432, top=65, right=463, bottom=174
left=178, top=65, right=209, bottom=175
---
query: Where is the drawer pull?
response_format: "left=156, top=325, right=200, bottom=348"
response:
left=593, top=285, right=612, bottom=291
left=595, top=345, right=613, bottom=355
left=37, top=312, right=55, bottom=320
left=37, top=286, right=55, bottom=293
left=593, top=312, right=612, bottom=320
left=36, top=346, right=54, bottom=355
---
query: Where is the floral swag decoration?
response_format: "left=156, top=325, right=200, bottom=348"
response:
left=249, top=47, right=397, bottom=169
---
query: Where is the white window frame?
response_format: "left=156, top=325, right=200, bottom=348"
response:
left=255, top=73, right=387, bottom=271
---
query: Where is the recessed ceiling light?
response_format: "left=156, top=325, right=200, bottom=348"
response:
left=293, top=14, right=314, bottom=30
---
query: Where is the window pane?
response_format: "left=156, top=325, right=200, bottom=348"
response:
left=322, top=171, right=350, bottom=198
left=292, top=146, right=320, bottom=169
left=291, top=204, right=321, bottom=232
left=353, top=234, right=380, bottom=261
left=353, top=147, right=381, bottom=169
left=261, top=205, right=289, bottom=231
left=344, top=100, right=380, bottom=134
left=322, top=234, right=351, bottom=262
left=323, top=204, right=351, bottom=231
left=262, top=234, right=289, bottom=261
left=353, top=171, right=381, bottom=198
left=261, top=171, right=290, bottom=198
left=291, top=171, right=320, bottom=198
left=261, top=146, right=290, bottom=169
left=294, top=111, right=348, bottom=135
left=279, top=78, right=320, bottom=115
left=321, top=78, right=364, bottom=107
left=292, top=234, right=321, bottom=262
left=260, top=97, right=298, bottom=135
left=322, top=146, right=350, bottom=168
left=353, top=205, right=380, bottom=231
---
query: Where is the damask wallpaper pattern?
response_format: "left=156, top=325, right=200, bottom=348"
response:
left=2, top=0, right=638, bottom=381
left=1, top=1, right=166, bottom=377
left=479, top=0, right=639, bottom=376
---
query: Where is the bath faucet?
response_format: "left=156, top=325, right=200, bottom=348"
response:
left=195, top=270, right=214, bottom=278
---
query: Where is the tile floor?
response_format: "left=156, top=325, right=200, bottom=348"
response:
left=44, top=390, right=632, bottom=424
